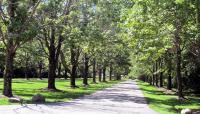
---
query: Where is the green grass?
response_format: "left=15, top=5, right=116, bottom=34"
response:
left=0, top=78, right=122, bottom=105
left=136, top=80, right=200, bottom=114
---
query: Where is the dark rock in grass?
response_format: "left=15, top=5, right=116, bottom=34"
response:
left=32, top=94, right=45, bottom=103
left=181, top=109, right=192, bottom=114
left=8, top=97, right=23, bottom=103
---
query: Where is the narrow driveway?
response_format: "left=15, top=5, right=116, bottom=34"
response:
left=0, top=80, right=159, bottom=114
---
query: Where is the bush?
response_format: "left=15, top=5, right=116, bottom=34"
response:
left=137, top=74, right=147, bottom=82
left=185, top=70, right=200, bottom=93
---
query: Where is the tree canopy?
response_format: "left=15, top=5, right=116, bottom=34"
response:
left=0, top=0, right=200, bottom=102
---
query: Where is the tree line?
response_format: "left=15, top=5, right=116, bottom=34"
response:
left=125, top=0, right=200, bottom=100
left=0, top=0, right=132, bottom=97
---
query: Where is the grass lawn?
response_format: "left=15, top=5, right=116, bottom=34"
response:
left=136, top=80, right=200, bottom=114
left=0, top=78, right=122, bottom=105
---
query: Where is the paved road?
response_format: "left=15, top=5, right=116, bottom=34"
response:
left=0, top=80, right=159, bottom=114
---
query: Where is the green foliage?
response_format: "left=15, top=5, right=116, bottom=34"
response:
left=122, top=0, right=198, bottom=79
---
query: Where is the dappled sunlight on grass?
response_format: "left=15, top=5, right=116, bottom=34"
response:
left=0, top=78, right=121, bottom=105
left=136, top=81, right=200, bottom=114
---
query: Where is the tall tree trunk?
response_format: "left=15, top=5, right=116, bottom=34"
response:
left=71, top=63, right=77, bottom=87
left=3, top=0, right=16, bottom=97
left=3, top=46, right=15, bottom=97
left=159, top=72, right=163, bottom=87
left=60, top=51, right=71, bottom=80
left=38, top=61, right=43, bottom=80
left=167, top=52, right=172, bottom=90
left=116, top=73, right=121, bottom=80
left=98, top=65, right=102, bottom=82
left=102, top=64, right=106, bottom=82
left=47, top=27, right=57, bottom=90
left=159, top=59, right=163, bottom=87
left=176, top=44, right=183, bottom=98
left=25, top=57, right=29, bottom=80
left=64, top=69, right=68, bottom=79
left=92, top=59, right=96, bottom=83
left=152, top=64, right=155, bottom=86
left=109, top=64, right=113, bottom=81
left=174, top=20, right=184, bottom=99
left=70, top=44, right=78, bottom=88
left=25, top=52, right=30, bottom=80
left=149, top=76, right=152, bottom=85
left=48, top=49, right=57, bottom=90
left=47, top=27, right=63, bottom=90
left=25, top=68, right=29, bottom=80
left=155, top=60, right=159, bottom=87
left=167, top=74, right=172, bottom=90
left=83, top=53, right=89, bottom=85
left=148, top=76, right=150, bottom=83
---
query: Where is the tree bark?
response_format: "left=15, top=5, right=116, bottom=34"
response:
left=70, top=44, right=78, bottom=88
left=152, top=64, right=155, bottom=86
left=71, top=62, right=77, bottom=87
left=3, top=46, right=15, bottom=97
left=92, top=59, right=96, bottom=83
left=25, top=57, right=29, bottom=80
left=98, top=65, right=102, bottom=82
left=48, top=48, right=57, bottom=90
left=167, top=74, right=172, bottom=90
left=3, top=0, right=16, bottom=97
left=102, top=64, right=106, bottom=82
left=109, top=64, right=113, bottom=81
left=174, top=20, right=184, bottom=99
left=159, top=59, right=163, bottom=87
left=176, top=43, right=183, bottom=98
left=116, top=73, right=121, bottom=80
left=38, top=61, right=43, bottom=80
left=167, top=52, right=172, bottom=90
left=64, top=69, right=68, bottom=79
left=47, top=27, right=63, bottom=90
left=176, top=45, right=183, bottom=98
left=149, top=76, right=152, bottom=85
left=155, top=60, right=159, bottom=87
left=83, top=53, right=89, bottom=85
left=47, top=27, right=57, bottom=90
left=60, top=51, right=71, bottom=80
left=159, top=72, right=163, bottom=87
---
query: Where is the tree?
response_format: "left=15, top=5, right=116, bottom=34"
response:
left=36, top=0, right=74, bottom=90
left=0, top=0, right=40, bottom=97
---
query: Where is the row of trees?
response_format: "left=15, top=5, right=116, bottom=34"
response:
left=0, top=0, right=132, bottom=97
left=4, top=0, right=199, bottom=101
left=124, top=0, right=200, bottom=99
